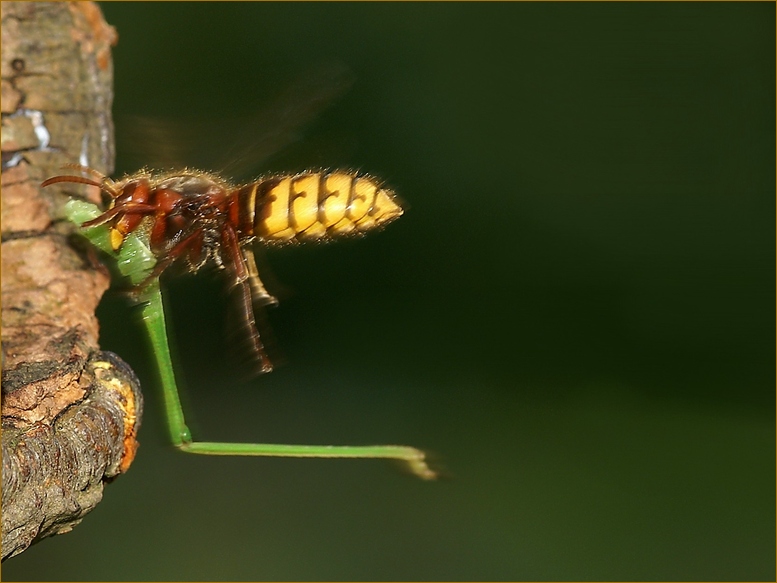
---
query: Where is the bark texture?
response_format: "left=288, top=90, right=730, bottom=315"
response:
left=1, top=1, right=143, bottom=559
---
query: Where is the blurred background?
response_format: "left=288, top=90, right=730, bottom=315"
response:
left=4, top=2, right=774, bottom=580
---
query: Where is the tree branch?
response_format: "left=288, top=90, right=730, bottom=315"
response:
left=1, top=1, right=143, bottom=559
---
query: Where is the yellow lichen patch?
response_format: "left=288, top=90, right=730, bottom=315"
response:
left=92, top=360, right=140, bottom=473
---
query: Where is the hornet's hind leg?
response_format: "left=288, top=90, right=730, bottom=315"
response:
left=221, top=223, right=274, bottom=373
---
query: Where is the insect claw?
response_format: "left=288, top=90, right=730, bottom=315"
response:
left=253, top=292, right=279, bottom=307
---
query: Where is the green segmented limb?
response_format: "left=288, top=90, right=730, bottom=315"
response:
left=65, top=199, right=437, bottom=480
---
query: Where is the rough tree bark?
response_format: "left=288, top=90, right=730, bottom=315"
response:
left=1, top=2, right=143, bottom=560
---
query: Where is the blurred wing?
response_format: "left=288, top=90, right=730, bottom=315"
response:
left=115, top=61, right=356, bottom=179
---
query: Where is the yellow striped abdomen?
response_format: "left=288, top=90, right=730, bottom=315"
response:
left=239, top=171, right=403, bottom=242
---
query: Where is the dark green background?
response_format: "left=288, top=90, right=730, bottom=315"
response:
left=5, top=2, right=774, bottom=580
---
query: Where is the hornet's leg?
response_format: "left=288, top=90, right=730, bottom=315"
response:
left=242, top=246, right=278, bottom=307
left=222, top=224, right=274, bottom=373
left=134, top=230, right=204, bottom=291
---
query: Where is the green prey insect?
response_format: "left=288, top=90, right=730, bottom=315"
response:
left=64, top=197, right=437, bottom=480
